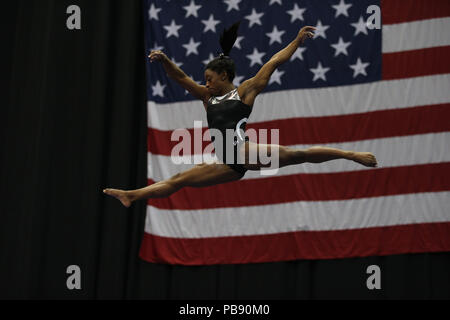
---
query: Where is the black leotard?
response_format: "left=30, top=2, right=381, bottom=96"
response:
left=206, top=89, right=252, bottom=175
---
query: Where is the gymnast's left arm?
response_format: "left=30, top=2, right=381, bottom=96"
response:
left=238, top=26, right=315, bottom=106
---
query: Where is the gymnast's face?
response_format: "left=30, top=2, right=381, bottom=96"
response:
left=204, top=69, right=227, bottom=96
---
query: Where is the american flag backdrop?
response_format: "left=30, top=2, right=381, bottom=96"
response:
left=140, top=0, right=450, bottom=265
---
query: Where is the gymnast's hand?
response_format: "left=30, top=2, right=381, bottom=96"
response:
left=297, top=26, right=316, bottom=44
left=148, top=50, right=168, bottom=63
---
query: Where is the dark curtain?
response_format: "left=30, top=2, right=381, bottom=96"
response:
left=1, top=0, right=448, bottom=300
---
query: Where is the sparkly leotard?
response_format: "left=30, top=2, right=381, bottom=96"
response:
left=206, top=89, right=252, bottom=175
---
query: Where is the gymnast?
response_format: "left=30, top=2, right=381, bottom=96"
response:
left=104, top=23, right=377, bottom=207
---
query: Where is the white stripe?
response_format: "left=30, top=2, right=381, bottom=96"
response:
left=147, top=132, right=450, bottom=180
left=144, top=192, right=450, bottom=238
left=383, top=17, right=450, bottom=53
left=148, top=74, right=450, bottom=131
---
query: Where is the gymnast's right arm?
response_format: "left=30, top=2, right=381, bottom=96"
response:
left=148, top=50, right=209, bottom=102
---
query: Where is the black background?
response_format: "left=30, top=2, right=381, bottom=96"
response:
left=1, top=0, right=449, bottom=300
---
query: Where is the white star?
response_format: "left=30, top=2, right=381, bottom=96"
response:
left=269, top=69, right=285, bottom=85
left=152, top=80, right=166, bottom=97
left=266, top=26, right=285, bottom=45
left=332, top=0, right=352, bottom=18
left=349, top=58, right=370, bottom=78
left=150, top=42, right=164, bottom=51
left=182, top=37, right=201, bottom=56
left=223, top=0, right=241, bottom=12
left=351, top=16, right=368, bottom=36
left=314, top=20, right=330, bottom=39
left=246, top=47, right=265, bottom=67
left=201, top=14, right=221, bottom=33
left=233, top=75, right=245, bottom=87
left=331, top=37, right=351, bottom=56
left=202, top=53, right=216, bottom=66
left=183, top=0, right=201, bottom=18
left=148, top=3, right=161, bottom=20
left=234, top=36, right=244, bottom=49
left=270, top=0, right=282, bottom=5
left=245, top=9, right=264, bottom=28
left=287, top=4, right=306, bottom=23
left=163, top=20, right=182, bottom=38
left=310, top=62, right=330, bottom=82
left=290, top=47, right=306, bottom=61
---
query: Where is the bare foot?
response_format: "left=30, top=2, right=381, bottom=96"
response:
left=103, top=188, right=133, bottom=208
left=351, top=152, right=378, bottom=167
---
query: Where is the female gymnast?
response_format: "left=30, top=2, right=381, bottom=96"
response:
left=103, top=24, right=377, bottom=208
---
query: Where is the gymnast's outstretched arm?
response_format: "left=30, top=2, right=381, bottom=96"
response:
left=238, top=26, right=316, bottom=106
left=148, top=50, right=209, bottom=102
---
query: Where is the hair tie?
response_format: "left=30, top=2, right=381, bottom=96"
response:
left=219, top=53, right=226, bottom=59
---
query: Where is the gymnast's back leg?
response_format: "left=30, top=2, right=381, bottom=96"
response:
left=103, top=162, right=243, bottom=207
left=241, top=141, right=378, bottom=170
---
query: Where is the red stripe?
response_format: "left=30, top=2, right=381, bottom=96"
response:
left=146, top=162, right=450, bottom=210
left=381, top=0, right=450, bottom=25
left=383, top=46, right=450, bottom=80
left=139, top=222, right=450, bottom=265
left=250, top=104, right=450, bottom=145
left=148, top=127, right=212, bottom=156
left=148, top=104, right=450, bottom=155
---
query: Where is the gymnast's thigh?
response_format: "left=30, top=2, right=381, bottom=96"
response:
left=173, top=162, right=244, bottom=188
left=239, top=141, right=287, bottom=170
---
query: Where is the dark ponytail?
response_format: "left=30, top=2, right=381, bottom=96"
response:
left=206, top=21, right=241, bottom=82
left=219, top=21, right=241, bottom=57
